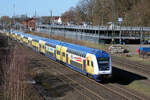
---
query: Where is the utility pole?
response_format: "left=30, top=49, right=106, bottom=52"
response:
left=13, top=4, right=15, bottom=17
left=51, top=10, right=52, bottom=23
left=140, top=27, right=143, bottom=47
left=34, top=10, right=37, bottom=18
left=34, top=10, right=37, bottom=31
left=13, top=4, right=16, bottom=30
left=101, top=0, right=105, bottom=26
left=112, top=0, right=116, bottom=44
left=50, top=10, right=53, bottom=38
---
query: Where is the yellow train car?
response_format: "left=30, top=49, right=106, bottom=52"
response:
left=16, top=34, right=21, bottom=41
left=9, top=31, right=112, bottom=81
left=45, top=43, right=55, bottom=59
left=39, top=40, right=46, bottom=54
left=32, top=39, right=40, bottom=51
left=23, top=37, right=29, bottom=44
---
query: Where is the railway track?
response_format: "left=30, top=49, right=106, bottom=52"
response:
left=111, top=56, right=150, bottom=76
left=7, top=38, right=149, bottom=100
left=31, top=52, right=147, bottom=100
left=45, top=68, right=102, bottom=100
left=53, top=61, right=146, bottom=100
left=41, top=65, right=125, bottom=100
left=31, top=86, right=46, bottom=100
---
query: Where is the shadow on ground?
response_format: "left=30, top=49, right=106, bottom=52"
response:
left=108, top=66, right=147, bottom=85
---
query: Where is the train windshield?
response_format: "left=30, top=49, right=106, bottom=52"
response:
left=97, top=57, right=109, bottom=71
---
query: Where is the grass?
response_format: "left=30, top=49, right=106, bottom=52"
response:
left=127, top=80, right=150, bottom=97
left=42, top=81, right=61, bottom=97
left=84, top=41, right=110, bottom=51
left=121, top=55, right=150, bottom=65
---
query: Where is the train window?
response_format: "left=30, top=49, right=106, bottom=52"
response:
left=78, top=52, right=80, bottom=56
left=62, top=52, right=65, bottom=57
left=57, top=51, right=60, bottom=55
left=91, top=61, right=93, bottom=67
left=80, top=53, right=82, bottom=57
left=82, top=53, right=84, bottom=57
left=79, top=53, right=80, bottom=56
left=98, top=58, right=109, bottom=61
left=87, top=60, right=89, bottom=66
left=69, top=49, right=71, bottom=53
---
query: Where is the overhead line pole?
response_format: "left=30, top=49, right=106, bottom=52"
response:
left=50, top=10, right=52, bottom=38
left=13, top=4, right=16, bottom=30
left=112, top=0, right=115, bottom=44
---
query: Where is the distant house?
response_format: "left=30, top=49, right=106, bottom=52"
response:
left=57, top=17, right=62, bottom=24
left=53, top=17, right=62, bottom=24
left=40, top=16, right=62, bottom=25
left=22, top=18, right=36, bottom=31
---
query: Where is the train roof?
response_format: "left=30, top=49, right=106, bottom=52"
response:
left=12, top=31, right=110, bottom=57
left=62, top=42, right=109, bottom=57
left=24, top=33, right=62, bottom=45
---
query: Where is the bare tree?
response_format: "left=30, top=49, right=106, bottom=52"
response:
left=0, top=16, right=11, bottom=29
left=61, top=0, right=150, bottom=26
left=2, top=45, right=26, bottom=100
left=61, top=7, right=76, bottom=24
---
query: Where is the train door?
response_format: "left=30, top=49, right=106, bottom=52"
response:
left=20, top=35, right=24, bottom=43
left=83, top=60, right=86, bottom=72
left=66, top=54, right=68, bottom=64
left=60, top=47, right=67, bottom=63
left=39, top=40, right=45, bottom=54
left=17, top=35, right=20, bottom=41
left=14, top=34, right=17, bottom=40
left=86, top=55, right=94, bottom=75
left=28, top=37, right=32, bottom=47
left=12, top=34, right=16, bottom=39
left=18, top=35, right=21, bottom=42
left=56, top=45, right=61, bottom=60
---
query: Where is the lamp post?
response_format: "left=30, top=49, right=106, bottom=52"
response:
left=50, top=10, right=53, bottom=38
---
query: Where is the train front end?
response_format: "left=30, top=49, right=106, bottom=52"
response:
left=94, top=50, right=112, bottom=81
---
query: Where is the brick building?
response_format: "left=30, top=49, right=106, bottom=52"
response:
left=22, top=18, right=36, bottom=31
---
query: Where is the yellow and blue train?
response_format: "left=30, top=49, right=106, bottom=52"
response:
left=8, top=31, right=112, bottom=81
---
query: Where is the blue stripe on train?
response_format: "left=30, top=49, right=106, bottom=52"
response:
left=45, top=53, right=56, bottom=61
left=66, top=63, right=87, bottom=75
left=44, top=52, right=101, bottom=81
left=66, top=64, right=100, bottom=81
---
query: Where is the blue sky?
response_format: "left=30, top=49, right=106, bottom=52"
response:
left=0, top=0, right=80, bottom=17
